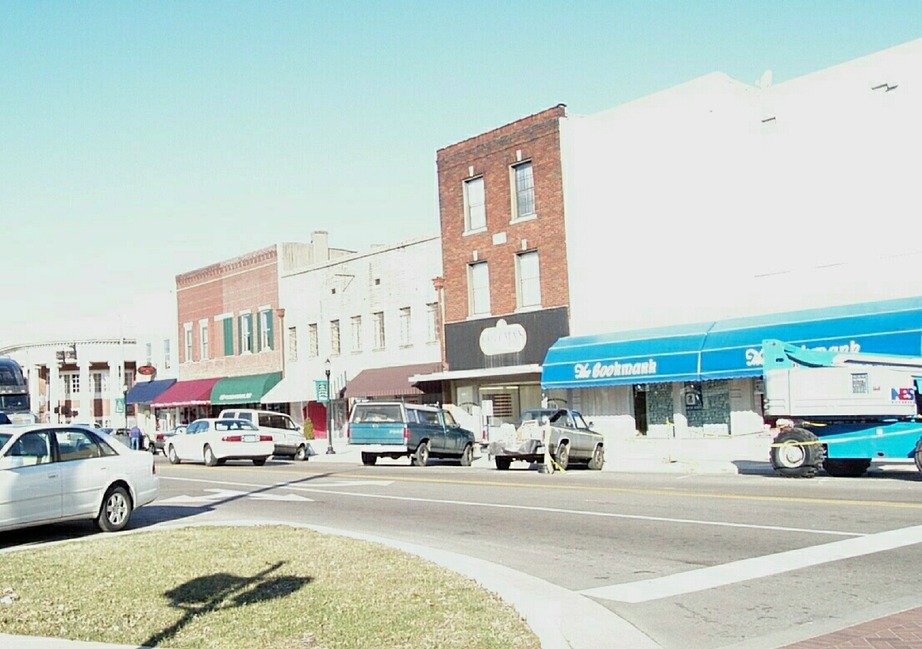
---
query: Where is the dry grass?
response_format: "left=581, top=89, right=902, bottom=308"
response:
left=0, top=525, right=540, bottom=649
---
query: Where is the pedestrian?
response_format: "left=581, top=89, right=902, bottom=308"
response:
left=129, top=424, right=142, bottom=451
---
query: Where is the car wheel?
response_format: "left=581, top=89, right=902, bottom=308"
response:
left=294, top=445, right=308, bottom=461
left=412, top=441, right=430, bottom=467
left=96, top=486, right=132, bottom=533
left=204, top=445, right=218, bottom=467
left=252, top=457, right=268, bottom=466
left=495, top=456, right=512, bottom=470
left=361, top=452, right=377, bottom=466
left=167, top=445, right=181, bottom=464
left=555, top=442, right=570, bottom=471
left=460, top=443, right=473, bottom=467
left=588, top=444, right=605, bottom=470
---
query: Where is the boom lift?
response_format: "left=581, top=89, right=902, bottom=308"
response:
left=762, top=339, right=922, bottom=478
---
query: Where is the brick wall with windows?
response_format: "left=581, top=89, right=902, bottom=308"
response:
left=176, top=246, right=281, bottom=380
left=436, top=104, right=570, bottom=326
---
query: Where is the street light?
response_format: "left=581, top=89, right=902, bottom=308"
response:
left=325, top=358, right=335, bottom=454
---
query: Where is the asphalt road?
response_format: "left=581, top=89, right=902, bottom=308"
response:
left=5, top=455, right=922, bottom=649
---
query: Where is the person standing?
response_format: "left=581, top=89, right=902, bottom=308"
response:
left=129, top=425, right=142, bottom=451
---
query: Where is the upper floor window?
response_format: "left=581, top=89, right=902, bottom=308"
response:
left=258, top=308, right=274, bottom=351
left=289, top=326, right=299, bottom=362
left=308, top=323, right=318, bottom=358
left=330, top=319, right=341, bottom=355
left=516, top=250, right=541, bottom=308
left=183, top=323, right=193, bottom=362
left=145, top=342, right=152, bottom=364
left=239, top=313, right=253, bottom=354
left=463, top=176, right=486, bottom=232
left=399, top=307, right=411, bottom=346
left=372, top=312, right=385, bottom=350
left=163, top=339, right=171, bottom=368
left=351, top=315, right=362, bottom=352
left=426, top=303, right=439, bottom=343
left=512, top=161, right=535, bottom=219
left=468, top=261, right=491, bottom=317
left=199, top=320, right=209, bottom=361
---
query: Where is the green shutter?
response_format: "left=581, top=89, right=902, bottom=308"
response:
left=267, top=309, right=274, bottom=350
left=223, top=318, right=233, bottom=356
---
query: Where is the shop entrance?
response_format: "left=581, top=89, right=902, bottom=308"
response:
left=633, top=385, right=648, bottom=434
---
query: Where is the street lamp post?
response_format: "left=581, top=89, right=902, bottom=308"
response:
left=325, top=358, right=335, bottom=454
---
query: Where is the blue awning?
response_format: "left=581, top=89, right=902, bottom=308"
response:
left=125, top=378, right=177, bottom=404
left=542, top=296, right=922, bottom=389
left=540, top=322, right=711, bottom=389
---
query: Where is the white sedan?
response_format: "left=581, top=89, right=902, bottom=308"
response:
left=165, top=418, right=274, bottom=466
left=0, top=424, right=160, bottom=533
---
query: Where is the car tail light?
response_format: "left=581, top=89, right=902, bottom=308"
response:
left=152, top=463, right=157, bottom=475
left=344, top=422, right=350, bottom=439
left=259, top=435, right=272, bottom=442
left=403, top=426, right=410, bottom=441
left=222, top=435, right=242, bottom=442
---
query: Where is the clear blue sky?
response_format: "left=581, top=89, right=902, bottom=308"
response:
left=2, top=1, right=919, bottom=344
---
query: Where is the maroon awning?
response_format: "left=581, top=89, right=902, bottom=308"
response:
left=151, top=378, right=220, bottom=408
left=344, top=363, right=442, bottom=398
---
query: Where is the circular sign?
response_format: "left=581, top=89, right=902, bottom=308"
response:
left=137, top=365, right=157, bottom=376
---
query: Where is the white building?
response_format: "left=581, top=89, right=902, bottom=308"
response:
left=544, top=38, right=922, bottom=437
left=262, top=234, right=443, bottom=434
left=0, top=339, right=143, bottom=428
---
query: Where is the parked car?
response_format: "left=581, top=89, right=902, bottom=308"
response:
left=218, top=409, right=311, bottom=461
left=487, top=408, right=605, bottom=471
left=347, top=402, right=477, bottom=467
left=0, top=424, right=160, bottom=533
left=164, top=418, right=274, bottom=467
left=152, top=425, right=186, bottom=455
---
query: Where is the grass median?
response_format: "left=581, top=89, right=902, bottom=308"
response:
left=0, top=525, right=540, bottom=649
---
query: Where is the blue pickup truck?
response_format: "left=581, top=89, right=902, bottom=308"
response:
left=347, top=402, right=477, bottom=467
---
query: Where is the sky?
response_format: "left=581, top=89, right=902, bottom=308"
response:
left=2, top=1, right=920, bottom=345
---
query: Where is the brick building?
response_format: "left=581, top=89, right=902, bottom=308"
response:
left=412, top=105, right=572, bottom=432
left=151, top=231, right=350, bottom=426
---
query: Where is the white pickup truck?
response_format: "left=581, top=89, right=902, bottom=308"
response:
left=487, top=408, right=605, bottom=471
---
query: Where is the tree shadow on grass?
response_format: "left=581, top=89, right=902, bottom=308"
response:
left=143, top=560, right=311, bottom=647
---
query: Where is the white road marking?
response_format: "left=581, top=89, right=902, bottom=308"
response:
left=158, top=488, right=312, bottom=504
left=159, top=476, right=862, bottom=538
left=580, top=524, right=922, bottom=603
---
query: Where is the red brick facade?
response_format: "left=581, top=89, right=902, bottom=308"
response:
left=176, top=246, right=282, bottom=380
left=436, top=105, right=570, bottom=325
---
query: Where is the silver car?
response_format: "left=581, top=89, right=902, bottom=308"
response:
left=0, top=424, right=160, bottom=533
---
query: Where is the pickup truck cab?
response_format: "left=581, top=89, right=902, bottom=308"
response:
left=347, top=402, right=476, bottom=467
left=218, top=409, right=311, bottom=461
left=488, top=408, right=605, bottom=471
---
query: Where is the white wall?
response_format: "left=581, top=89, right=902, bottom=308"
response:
left=279, top=235, right=443, bottom=394
left=561, top=39, right=922, bottom=337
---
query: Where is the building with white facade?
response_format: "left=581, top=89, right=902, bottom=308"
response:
left=262, top=234, right=443, bottom=435
left=0, top=339, right=143, bottom=428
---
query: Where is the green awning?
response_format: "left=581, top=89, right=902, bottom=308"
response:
left=210, top=372, right=282, bottom=406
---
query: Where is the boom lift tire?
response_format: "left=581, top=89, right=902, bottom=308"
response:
left=770, top=427, right=825, bottom=478
left=823, top=458, right=871, bottom=478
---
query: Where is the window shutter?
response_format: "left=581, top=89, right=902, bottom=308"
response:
left=223, top=318, right=233, bottom=356
left=267, top=310, right=274, bottom=350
